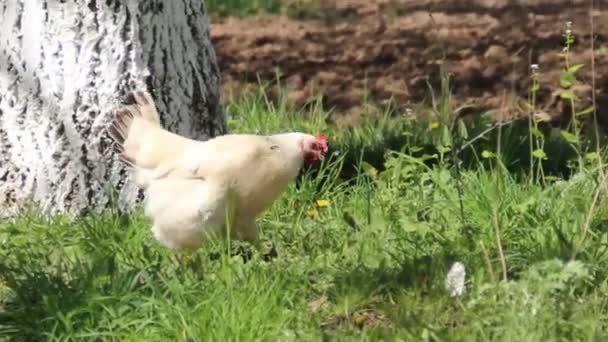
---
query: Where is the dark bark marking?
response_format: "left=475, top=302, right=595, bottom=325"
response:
left=15, top=1, right=23, bottom=35
left=105, top=0, right=120, bottom=13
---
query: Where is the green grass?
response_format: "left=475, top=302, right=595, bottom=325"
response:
left=4, top=5, right=607, bottom=339
left=2, top=83, right=608, bottom=340
left=205, top=0, right=317, bottom=18
left=205, top=0, right=327, bottom=20
left=206, top=0, right=284, bottom=17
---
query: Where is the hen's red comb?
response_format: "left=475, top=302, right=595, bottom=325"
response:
left=316, top=133, right=329, bottom=153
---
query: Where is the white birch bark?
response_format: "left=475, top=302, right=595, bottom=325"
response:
left=0, top=0, right=226, bottom=216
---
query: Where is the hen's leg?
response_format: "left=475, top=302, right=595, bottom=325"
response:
left=235, top=218, right=277, bottom=261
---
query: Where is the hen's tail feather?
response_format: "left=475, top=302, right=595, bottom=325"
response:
left=109, top=108, right=133, bottom=145
left=127, top=90, right=161, bottom=125
left=109, top=90, right=162, bottom=168
left=109, top=108, right=134, bottom=168
left=109, top=90, right=160, bottom=141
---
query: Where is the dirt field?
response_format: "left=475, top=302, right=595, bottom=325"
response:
left=210, top=0, right=608, bottom=125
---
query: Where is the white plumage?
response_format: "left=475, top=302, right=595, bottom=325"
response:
left=109, top=91, right=328, bottom=251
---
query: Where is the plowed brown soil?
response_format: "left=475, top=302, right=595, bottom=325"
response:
left=210, top=0, right=608, bottom=125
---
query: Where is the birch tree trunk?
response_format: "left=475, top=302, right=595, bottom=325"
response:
left=0, top=0, right=226, bottom=216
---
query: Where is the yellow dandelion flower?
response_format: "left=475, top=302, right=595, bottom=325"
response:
left=353, top=313, right=367, bottom=326
left=307, top=208, right=319, bottom=219
left=316, top=199, right=330, bottom=208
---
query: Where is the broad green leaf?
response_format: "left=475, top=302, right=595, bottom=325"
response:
left=585, top=152, right=600, bottom=160
left=532, top=148, right=548, bottom=160
left=401, top=219, right=432, bottom=237
left=457, top=118, right=469, bottom=139
left=530, top=127, right=544, bottom=138
left=437, top=145, right=452, bottom=154
left=567, top=63, right=585, bottom=74
left=560, top=89, right=578, bottom=101
left=560, top=72, right=576, bottom=88
left=560, top=130, right=578, bottom=144
left=360, top=161, right=378, bottom=178
left=482, top=150, right=495, bottom=159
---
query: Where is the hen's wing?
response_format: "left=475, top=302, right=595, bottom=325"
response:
left=144, top=175, right=235, bottom=250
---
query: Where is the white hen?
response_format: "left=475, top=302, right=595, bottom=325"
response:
left=109, top=91, right=328, bottom=251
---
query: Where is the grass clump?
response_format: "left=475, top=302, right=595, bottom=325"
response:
left=205, top=0, right=331, bottom=21
left=206, top=0, right=284, bottom=17
left=3, top=84, right=608, bottom=339
left=2, top=139, right=608, bottom=339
